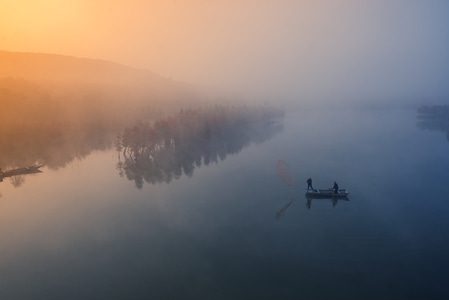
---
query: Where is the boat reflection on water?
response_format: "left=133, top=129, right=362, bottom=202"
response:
left=305, top=195, right=350, bottom=209
left=275, top=194, right=350, bottom=220
left=0, top=165, right=43, bottom=187
left=116, top=106, right=284, bottom=188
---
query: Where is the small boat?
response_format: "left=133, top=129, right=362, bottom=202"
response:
left=0, top=165, right=43, bottom=178
left=305, top=188, right=349, bottom=198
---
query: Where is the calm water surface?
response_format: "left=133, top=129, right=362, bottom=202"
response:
left=1, top=107, right=449, bottom=299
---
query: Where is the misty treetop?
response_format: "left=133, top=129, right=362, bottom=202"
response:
left=416, top=104, right=449, bottom=142
left=116, top=105, right=285, bottom=188
left=417, top=105, right=449, bottom=120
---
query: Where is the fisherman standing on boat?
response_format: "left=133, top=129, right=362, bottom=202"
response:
left=333, top=181, right=339, bottom=194
left=306, top=177, right=314, bottom=190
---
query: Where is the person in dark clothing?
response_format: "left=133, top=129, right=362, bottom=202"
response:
left=333, top=181, right=339, bottom=194
left=306, top=177, right=314, bottom=190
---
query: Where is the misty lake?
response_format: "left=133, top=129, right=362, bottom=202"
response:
left=1, top=106, right=449, bottom=300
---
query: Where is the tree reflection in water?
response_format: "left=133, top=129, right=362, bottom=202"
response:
left=116, top=106, right=285, bottom=188
left=416, top=105, right=449, bottom=142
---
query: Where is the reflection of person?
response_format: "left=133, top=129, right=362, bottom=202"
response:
left=306, top=197, right=312, bottom=209
left=306, top=177, right=313, bottom=190
left=333, top=181, right=339, bottom=194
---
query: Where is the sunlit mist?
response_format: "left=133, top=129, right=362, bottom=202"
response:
left=1, top=0, right=448, bottom=103
left=2, top=2, right=449, bottom=299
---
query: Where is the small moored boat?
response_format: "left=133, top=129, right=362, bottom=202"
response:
left=305, top=188, right=349, bottom=198
left=0, top=165, right=43, bottom=178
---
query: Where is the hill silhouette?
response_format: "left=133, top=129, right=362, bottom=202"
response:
left=0, top=50, right=202, bottom=103
left=0, top=50, right=208, bottom=125
left=0, top=50, right=160, bottom=83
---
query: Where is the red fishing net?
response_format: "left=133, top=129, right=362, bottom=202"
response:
left=277, top=160, right=294, bottom=186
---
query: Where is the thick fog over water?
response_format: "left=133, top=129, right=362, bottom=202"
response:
left=2, top=1, right=449, bottom=299
left=2, top=105, right=449, bottom=299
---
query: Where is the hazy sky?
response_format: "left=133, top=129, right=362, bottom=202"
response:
left=1, top=0, right=449, bottom=102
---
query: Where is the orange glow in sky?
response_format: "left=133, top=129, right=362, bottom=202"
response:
left=1, top=0, right=449, bottom=100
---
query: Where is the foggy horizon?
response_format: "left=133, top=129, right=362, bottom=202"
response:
left=1, top=1, right=449, bottom=105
